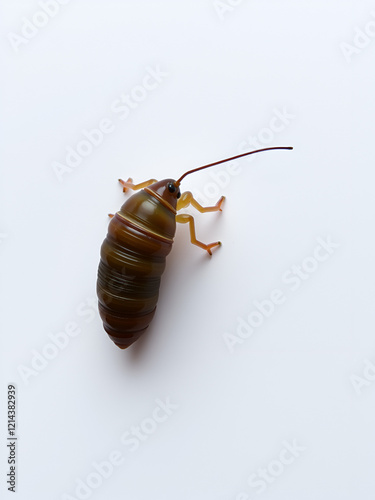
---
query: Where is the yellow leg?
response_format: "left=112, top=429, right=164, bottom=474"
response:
left=108, top=213, right=115, bottom=218
left=118, top=177, right=158, bottom=193
left=177, top=191, right=225, bottom=212
left=176, top=214, right=221, bottom=256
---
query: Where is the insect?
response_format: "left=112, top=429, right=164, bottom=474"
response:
left=97, top=146, right=293, bottom=349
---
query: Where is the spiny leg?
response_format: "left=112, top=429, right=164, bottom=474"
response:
left=176, top=213, right=221, bottom=256
left=177, top=191, right=225, bottom=212
left=118, top=178, right=158, bottom=193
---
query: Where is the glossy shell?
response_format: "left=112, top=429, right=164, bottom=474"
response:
left=97, top=181, right=177, bottom=348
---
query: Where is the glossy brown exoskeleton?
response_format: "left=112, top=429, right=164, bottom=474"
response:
left=97, top=147, right=293, bottom=348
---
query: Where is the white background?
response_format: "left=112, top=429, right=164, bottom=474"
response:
left=1, top=1, right=375, bottom=499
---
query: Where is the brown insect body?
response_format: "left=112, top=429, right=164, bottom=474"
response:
left=97, top=147, right=293, bottom=349
left=97, top=179, right=179, bottom=348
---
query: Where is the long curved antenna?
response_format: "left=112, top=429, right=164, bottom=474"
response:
left=175, top=146, right=293, bottom=186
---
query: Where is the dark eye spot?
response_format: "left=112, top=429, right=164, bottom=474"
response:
left=168, top=183, right=176, bottom=193
left=177, top=191, right=181, bottom=199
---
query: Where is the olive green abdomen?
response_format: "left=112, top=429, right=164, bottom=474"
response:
left=97, top=190, right=176, bottom=349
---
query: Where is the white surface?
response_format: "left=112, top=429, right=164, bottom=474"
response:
left=1, top=1, right=375, bottom=499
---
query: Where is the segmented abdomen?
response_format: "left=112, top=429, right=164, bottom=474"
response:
left=97, top=195, right=174, bottom=349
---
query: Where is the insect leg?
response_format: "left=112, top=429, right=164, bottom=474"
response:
left=176, top=214, right=221, bottom=256
left=177, top=192, right=225, bottom=212
left=118, top=178, right=158, bottom=193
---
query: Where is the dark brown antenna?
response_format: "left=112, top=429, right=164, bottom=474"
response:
left=175, top=146, right=293, bottom=186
